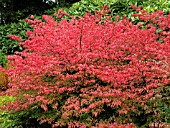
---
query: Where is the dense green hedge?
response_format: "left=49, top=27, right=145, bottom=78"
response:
left=60, top=0, right=170, bottom=19
left=0, top=20, right=32, bottom=67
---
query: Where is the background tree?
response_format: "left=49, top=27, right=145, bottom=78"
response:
left=0, top=0, right=13, bottom=24
left=0, top=0, right=57, bottom=24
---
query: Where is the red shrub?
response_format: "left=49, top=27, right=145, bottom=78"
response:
left=1, top=5, right=170, bottom=127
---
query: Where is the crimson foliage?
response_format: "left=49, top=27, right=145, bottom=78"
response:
left=1, top=5, right=170, bottom=127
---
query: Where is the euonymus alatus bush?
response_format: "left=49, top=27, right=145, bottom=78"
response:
left=0, top=5, right=170, bottom=127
